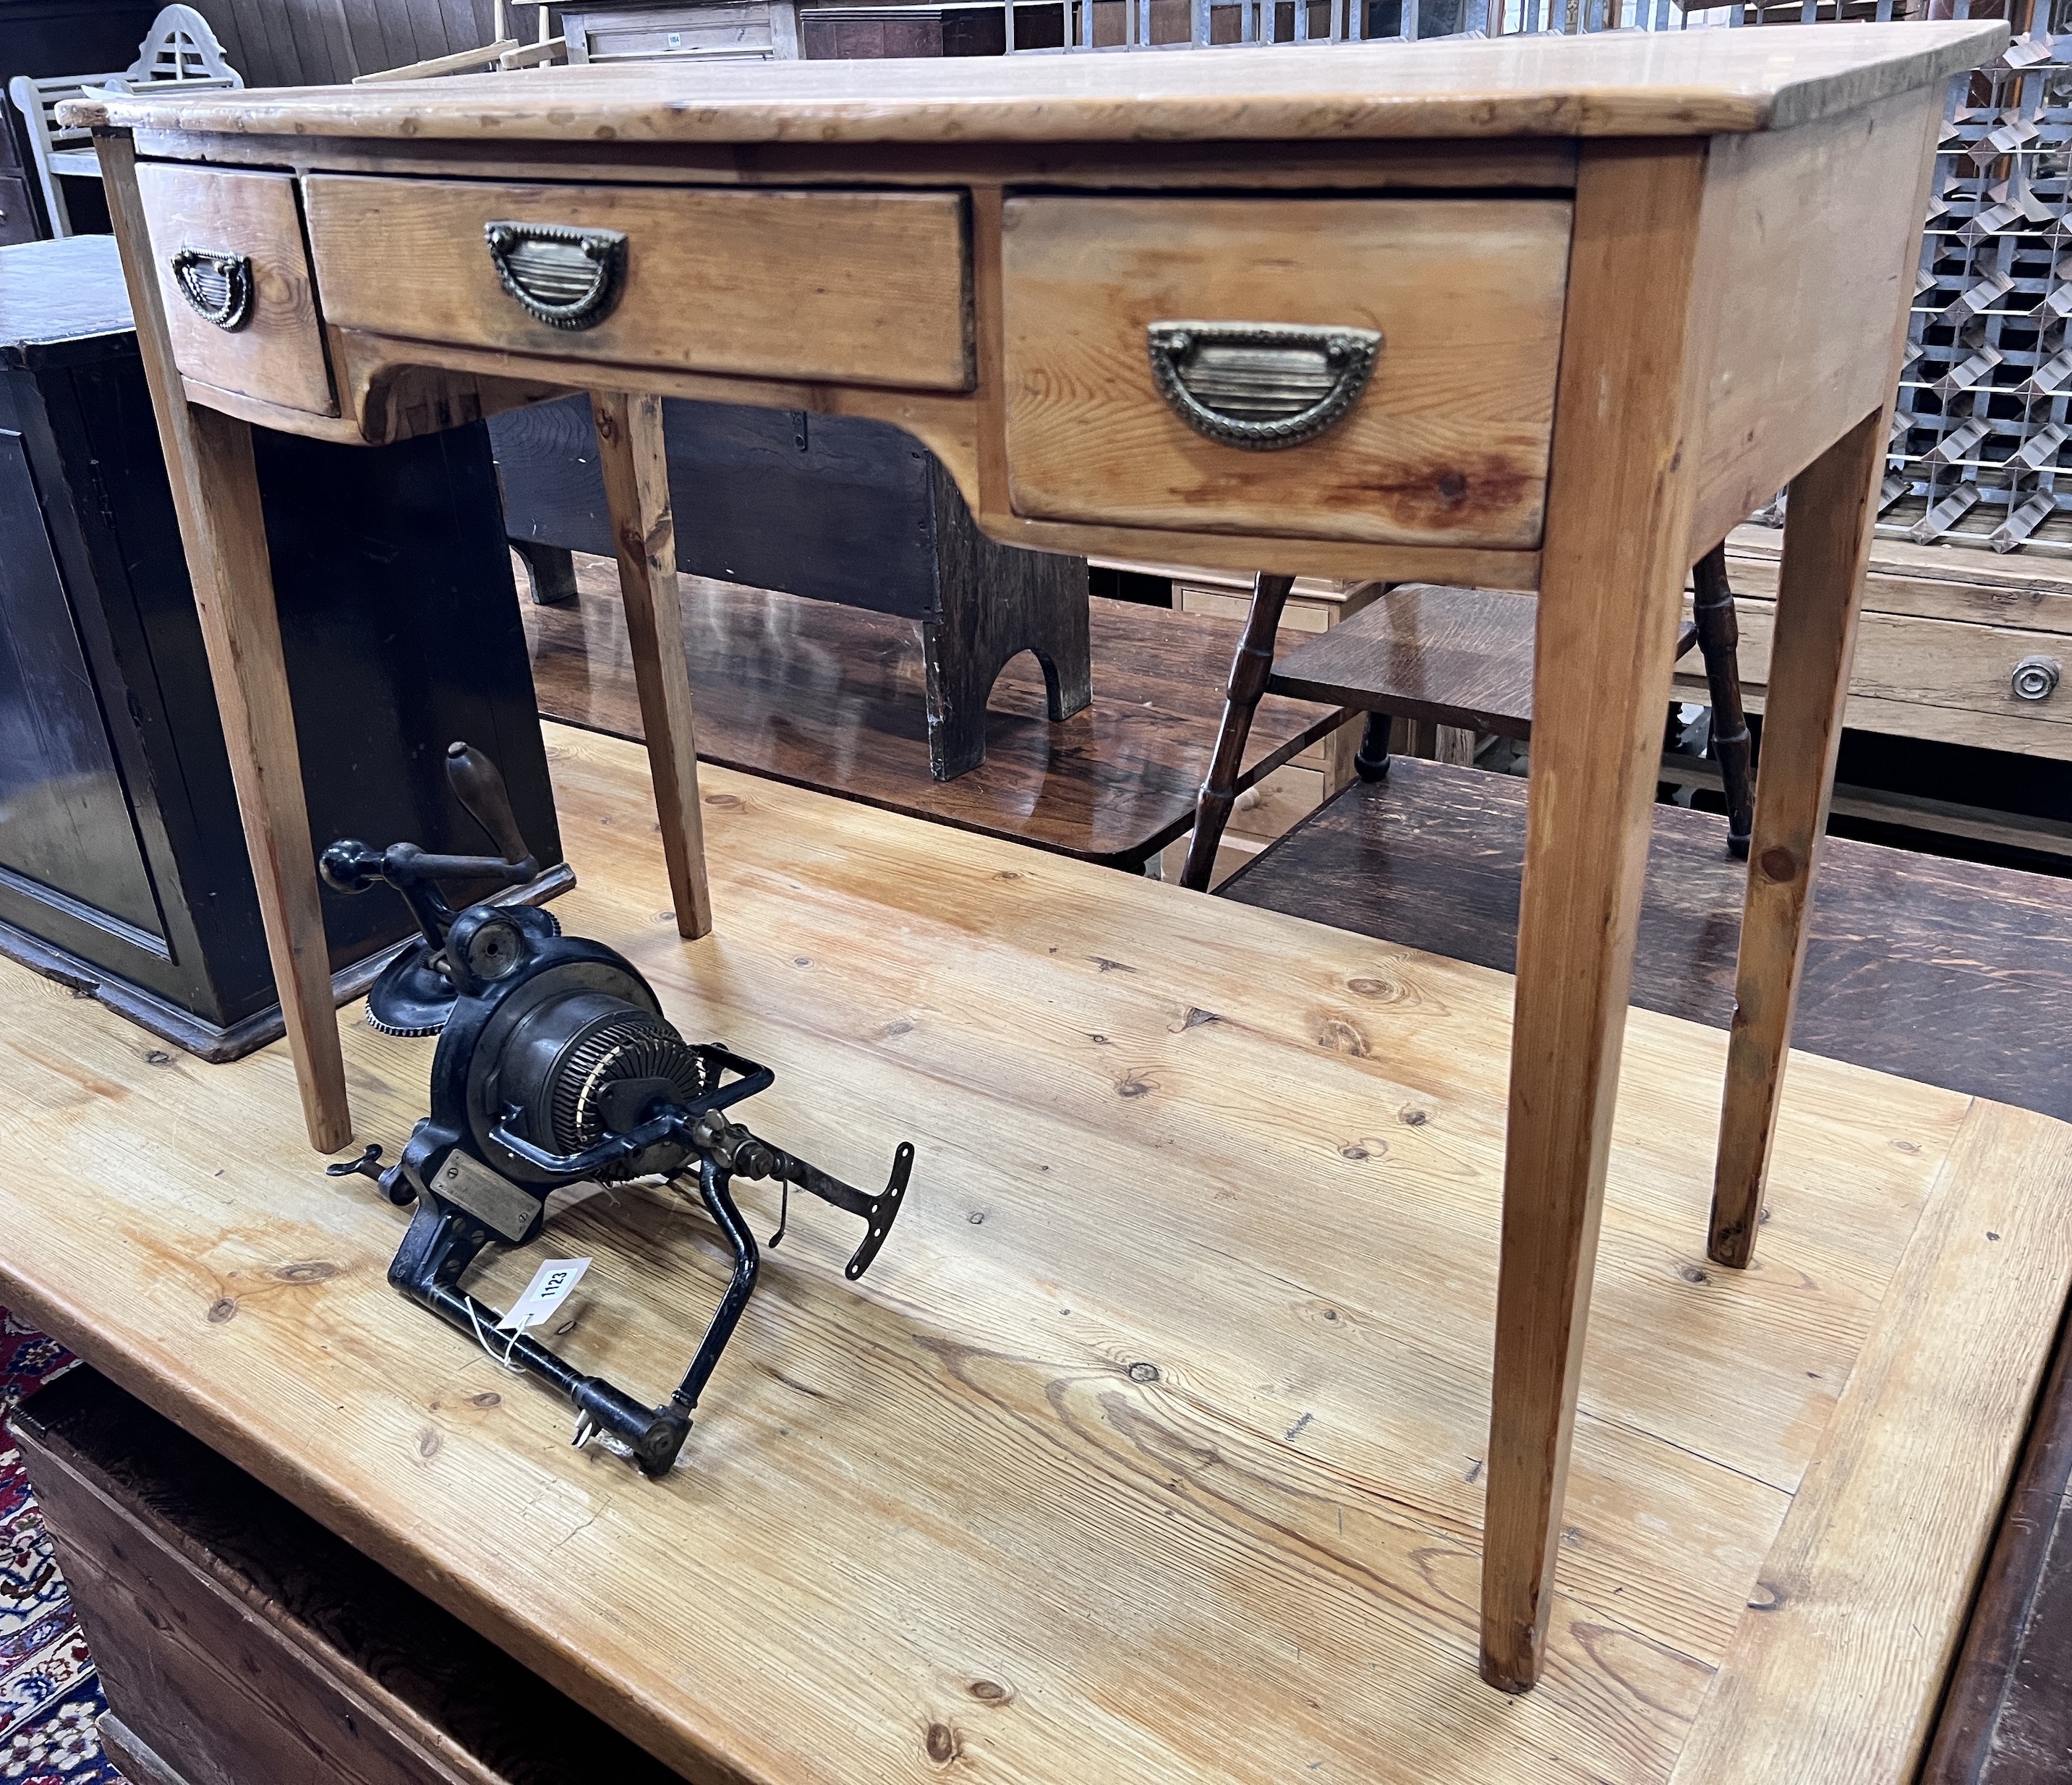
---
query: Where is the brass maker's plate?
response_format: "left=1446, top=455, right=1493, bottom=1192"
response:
left=433, top=1151, right=540, bottom=1245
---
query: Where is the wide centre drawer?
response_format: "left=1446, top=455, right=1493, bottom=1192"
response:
left=1002, top=195, right=1572, bottom=550
left=300, top=176, right=973, bottom=392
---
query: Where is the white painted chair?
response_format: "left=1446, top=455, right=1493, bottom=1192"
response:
left=7, top=5, right=242, bottom=239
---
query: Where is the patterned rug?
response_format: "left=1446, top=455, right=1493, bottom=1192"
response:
left=0, top=1311, right=121, bottom=1785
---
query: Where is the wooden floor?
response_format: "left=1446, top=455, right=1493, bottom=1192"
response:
left=0, top=725, right=2066, bottom=1784
left=519, top=555, right=1339, bottom=869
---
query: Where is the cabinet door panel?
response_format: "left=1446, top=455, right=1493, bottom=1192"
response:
left=0, top=427, right=165, bottom=945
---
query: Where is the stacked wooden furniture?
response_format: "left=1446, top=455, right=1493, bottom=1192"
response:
left=562, top=0, right=800, bottom=61
left=66, top=23, right=2013, bottom=1707
left=7, top=2, right=238, bottom=237
left=0, top=0, right=165, bottom=239
left=492, top=393, right=1091, bottom=781
left=1109, top=559, right=1378, bottom=877
left=521, top=560, right=1344, bottom=872
left=1696, top=522, right=2072, bottom=760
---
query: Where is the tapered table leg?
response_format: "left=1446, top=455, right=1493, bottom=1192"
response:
left=1706, top=410, right=1884, bottom=1269
left=1481, top=140, right=1708, bottom=1692
left=592, top=391, right=713, bottom=940
left=99, top=133, right=351, bottom=1153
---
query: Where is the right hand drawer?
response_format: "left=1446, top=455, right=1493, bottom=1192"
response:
left=1002, top=195, right=1571, bottom=551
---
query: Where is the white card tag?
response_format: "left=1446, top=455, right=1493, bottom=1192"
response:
left=498, top=1257, right=591, bottom=1332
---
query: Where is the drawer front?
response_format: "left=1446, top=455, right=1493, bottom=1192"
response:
left=134, top=163, right=336, bottom=417
left=1674, top=599, right=2072, bottom=752
left=1002, top=196, right=1569, bottom=549
left=578, top=4, right=783, bottom=59
left=302, top=176, right=971, bottom=392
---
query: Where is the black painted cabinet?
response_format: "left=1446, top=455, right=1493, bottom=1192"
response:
left=0, top=235, right=565, bottom=1057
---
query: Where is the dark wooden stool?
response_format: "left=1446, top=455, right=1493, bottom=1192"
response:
left=1180, top=544, right=1757, bottom=890
left=490, top=395, right=1091, bottom=783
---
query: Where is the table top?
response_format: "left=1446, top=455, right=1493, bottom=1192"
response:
left=0, top=234, right=131, bottom=362
left=0, top=720, right=2064, bottom=1785
left=521, top=567, right=1342, bottom=868
left=69, top=21, right=2005, bottom=147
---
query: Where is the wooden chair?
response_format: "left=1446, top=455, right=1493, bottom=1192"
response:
left=1180, top=543, right=1757, bottom=889
left=7, top=5, right=239, bottom=239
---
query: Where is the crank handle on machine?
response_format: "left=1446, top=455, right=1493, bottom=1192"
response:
left=318, top=742, right=539, bottom=947
left=689, top=1110, right=915, bottom=1281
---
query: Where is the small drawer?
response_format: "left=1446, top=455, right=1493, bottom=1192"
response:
left=1002, top=195, right=1570, bottom=549
left=302, top=176, right=971, bottom=392
left=134, top=163, right=336, bottom=417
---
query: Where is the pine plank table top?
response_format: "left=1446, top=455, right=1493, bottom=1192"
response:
left=0, top=725, right=2066, bottom=1785
left=65, top=22, right=2013, bottom=1690
left=72, top=25, right=1997, bottom=143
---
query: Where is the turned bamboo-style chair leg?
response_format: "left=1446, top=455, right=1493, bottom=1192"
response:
left=1692, top=545, right=1755, bottom=859
left=1179, top=572, right=1296, bottom=891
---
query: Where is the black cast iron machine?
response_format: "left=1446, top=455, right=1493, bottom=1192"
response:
left=323, top=743, right=914, bottom=1477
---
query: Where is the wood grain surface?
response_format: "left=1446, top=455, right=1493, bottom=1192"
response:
left=520, top=558, right=1338, bottom=867
left=1684, top=87, right=1942, bottom=560
left=69, top=23, right=2005, bottom=144
left=303, top=176, right=972, bottom=392
left=132, top=162, right=336, bottom=417
left=1219, top=757, right=2072, bottom=1124
left=1001, top=195, right=1568, bottom=549
left=0, top=721, right=2057, bottom=1785
left=101, top=135, right=351, bottom=1152
left=1481, top=138, right=1710, bottom=1692
left=1922, top=1292, right=2072, bottom=1785
left=1267, top=583, right=1538, bottom=738
left=1672, top=1100, right=2072, bottom=1785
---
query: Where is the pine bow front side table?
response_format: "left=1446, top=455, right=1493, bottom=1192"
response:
left=69, top=24, right=2004, bottom=1693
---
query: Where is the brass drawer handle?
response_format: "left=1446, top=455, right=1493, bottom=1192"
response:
left=1147, top=320, right=1381, bottom=451
left=485, top=221, right=627, bottom=331
left=170, top=248, right=252, bottom=331
left=2013, top=655, right=2062, bottom=702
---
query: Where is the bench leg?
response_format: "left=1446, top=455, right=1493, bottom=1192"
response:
left=1691, top=544, right=1755, bottom=859
left=1707, top=411, right=1883, bottom=1270
left=511, top=538, right=579, bottom=606
left=1481, top=140, right=1705, bottom=1694
left=923, top=457, right=1091, bottom=781
left=1180, top=572, right=1295, bottom=891
left=592, top=391, right=712, bottom=940
left=102, top=133, right=351, bottom=1154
